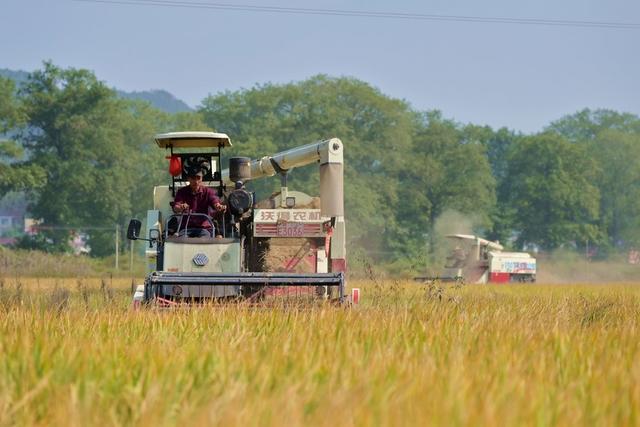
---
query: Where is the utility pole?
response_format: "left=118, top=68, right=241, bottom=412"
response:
left=115, top=224, right=119, bottom=270
left=129, top=239, right=134, bottom=272
left=586, top=239, right=589, bottom=260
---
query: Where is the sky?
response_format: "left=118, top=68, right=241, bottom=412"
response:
left=1, top=0, right=639, bottom=132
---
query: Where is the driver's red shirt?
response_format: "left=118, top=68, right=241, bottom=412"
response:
left=173, top=185, right=222, bottom=229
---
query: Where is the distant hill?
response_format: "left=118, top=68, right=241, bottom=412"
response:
left=0, top=68, right=29, bottom=86
left=116, top=89, right=192, bottom=113
left=0, top=68, right=193, bottom=114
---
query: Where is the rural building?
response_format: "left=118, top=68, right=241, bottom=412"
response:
left=0, top=193, right=28, bottom=246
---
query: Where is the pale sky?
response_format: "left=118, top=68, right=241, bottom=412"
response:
left=2, top=0, right=639, bottom=132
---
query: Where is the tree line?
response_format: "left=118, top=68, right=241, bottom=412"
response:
left=1, top=62, right=639, bottom=267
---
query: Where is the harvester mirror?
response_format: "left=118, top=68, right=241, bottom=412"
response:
left=127, top=219, right=142, bottom=240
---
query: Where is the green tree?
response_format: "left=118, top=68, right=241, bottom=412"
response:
left=395, top=112, right=496, bottom=257
left=199, top=75, right=414, bottom=256
left=0, top=77, right=45, bottom=194
left=171, top=111, right=212, bottom=132
left=119, top=100, right=174, bottom=221
left=15, top=62, right=145, bottom=255
left=592, top=130, right=640, bottom=247
left=0, top=77, right=23, bottom=131
left=462, top=125, right=524, bottom=244
left=548, top=108, right=640, bottom=142
left=549, top=109, right=640, bottom=250
left=504, top=132, right=600, bottom=249
left=0, top=140, right=46, bottom=194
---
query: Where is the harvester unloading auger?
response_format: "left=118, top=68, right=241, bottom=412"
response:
left=127, top=132, right=349, bottom=307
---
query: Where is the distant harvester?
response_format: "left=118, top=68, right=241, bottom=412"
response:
left=416, top=234, right=536, bottom=284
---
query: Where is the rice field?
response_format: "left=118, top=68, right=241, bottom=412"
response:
left=0, top=278, right=638, bottom=426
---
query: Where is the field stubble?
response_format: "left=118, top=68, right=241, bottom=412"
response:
left=0, top=278, right=638, bottom=426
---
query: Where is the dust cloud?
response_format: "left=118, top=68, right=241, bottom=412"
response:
left=422, top=210, right=482, bottom=276
left=536, top=249, right=640, bottom=283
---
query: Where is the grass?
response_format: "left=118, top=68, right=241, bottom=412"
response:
left=0, top=279, right=638, bottom=426
left=0, top=248, right=147, bottom=278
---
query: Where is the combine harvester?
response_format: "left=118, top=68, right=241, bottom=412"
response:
left=127, top=132, right=352, bottom=306
left=415, top=234, right=536, bottom=284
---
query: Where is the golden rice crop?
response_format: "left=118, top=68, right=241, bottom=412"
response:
left=0, top=279, right=638, bottom=426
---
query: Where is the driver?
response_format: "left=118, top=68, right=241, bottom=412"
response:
left=172, top=166, right=226, bottom=237
left=446, top=245, right=468, bottom=268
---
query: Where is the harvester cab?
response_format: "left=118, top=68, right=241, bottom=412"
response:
left=440, top=234, right=504, bottom=283
left=128, top=132, right=347, bottom=306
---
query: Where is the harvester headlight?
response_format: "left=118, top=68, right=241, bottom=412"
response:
left=285, top=196, right=296, bottom=208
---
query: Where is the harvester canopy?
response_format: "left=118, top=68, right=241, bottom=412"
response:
left=445, top=234, right=504, bottom=251
left=155, top=131, right=232, bottom=149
